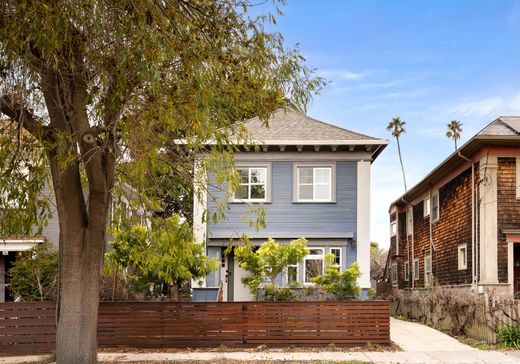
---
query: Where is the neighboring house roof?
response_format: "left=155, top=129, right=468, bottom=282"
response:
left=389, top=116, right=520, bottom=209
left=242, top=109, right=381, bottom=142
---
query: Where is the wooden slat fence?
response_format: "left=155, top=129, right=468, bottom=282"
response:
left=0, top=300, right=390, bottom=354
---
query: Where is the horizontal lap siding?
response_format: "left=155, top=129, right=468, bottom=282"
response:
left=208, top=161, right=357, bottom=238
left=0, top=301, right=389, bottom=353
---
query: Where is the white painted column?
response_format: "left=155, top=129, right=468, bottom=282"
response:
left=479, top=155, right=498, bottom=284
left=357, top=160, right=371, bottom=289
left=193, top=158, right=208, bottom=288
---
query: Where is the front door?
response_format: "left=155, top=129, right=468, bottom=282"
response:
left=227, top=251, right=234, bottom=302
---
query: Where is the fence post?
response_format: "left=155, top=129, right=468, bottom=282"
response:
left=241, top=303, right=247, bottom=345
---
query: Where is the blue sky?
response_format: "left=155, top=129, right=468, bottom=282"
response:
left=265, top=0, right=520, bottom=248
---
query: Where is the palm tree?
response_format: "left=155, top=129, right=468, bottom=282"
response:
left=387, top=117, right=407, bottom=191
left=446, top=120, right=463, bottom=150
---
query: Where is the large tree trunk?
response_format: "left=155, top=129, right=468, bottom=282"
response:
left=50, top=154, right=110, bottom=364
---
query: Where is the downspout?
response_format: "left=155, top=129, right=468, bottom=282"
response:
left=428, top=186, right=436, bottom=285
left=402, top=198, right=414, bottom=290
left=458, top=151, right=476, bottom=288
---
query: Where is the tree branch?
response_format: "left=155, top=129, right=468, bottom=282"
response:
left=0, top=95, right=48, bottom=139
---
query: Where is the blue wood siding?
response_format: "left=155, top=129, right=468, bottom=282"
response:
left=207, top=161, right=357, bottom=239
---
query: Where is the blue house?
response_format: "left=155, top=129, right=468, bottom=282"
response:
left=193, top=110, right=388, bottom=301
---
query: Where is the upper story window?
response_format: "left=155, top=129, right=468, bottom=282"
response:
left=233, top=166, right=269, bottom=202
left=406, top=207, right=413, bottom=235
left=294, top=164, right=335, bottom=202
left=431, top=190, right=440, bottom=222
left=423, top=197, right=430, bottom=218
left=390, top=220, right=397, bottom=237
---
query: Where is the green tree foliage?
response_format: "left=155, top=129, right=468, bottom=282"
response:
left=446, top=120, right=463, bottom=150
left=0, top=1, right=323, bottom=361
left=235, top=237, right=308, bottom=301
left=387, top=117, right=407, bottom=191
left=105, top=214, right=218, bottom=301
left=8, top=243, right=59, bottom=301
left=311, top=253, right=361, bottom=300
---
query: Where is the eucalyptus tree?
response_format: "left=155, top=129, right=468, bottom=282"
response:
left=446, top=120, right=463, bottom=150
left=386, top=117, right=407, bottom=191
left=0, top=1, right=323, bottom=362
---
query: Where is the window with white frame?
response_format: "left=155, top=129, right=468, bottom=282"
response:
left=406, top=207, right=413, bottom=235
left=423, top=197, right=430, bottom=218
left=304, top=248, right=324, bottom=284
left=390, top=220, right=397, bottom=237
left=286, top=265, right=298, bottom=285
left=404, top=261, right=409, bottom=281
left=234, top=167, right=268, bottom=202
left=330, top=247, right=342, bottom=269
left=391, top=263, right=398, bottom=284
left=296, top=166, right=333, bottom=202
left=413, top=258, right=419, bottom=280
left=424, top=255, right=432, bottom=286
left=458, top=244, right=467, bottom=270
left=431, top=190, right=440, bottom=222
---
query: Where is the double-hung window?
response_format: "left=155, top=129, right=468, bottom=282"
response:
left=234, top=166, right=268, bottom=202
left=390, top=220, right=397, bottom=237
left=404, top=261, right=409, bottom=281
left=425, top=255, right=432, bottom=286
left=295, top=165, right=334, bottom=202
left=431, top=190, right=440, bottom=222
left=304, top=248, right=324, bottom=284
left=391, top=263, right=398, bottom=285
left=423, top=197, right=430, bottom=218
left=413, top=258, right=419, bottom=280
left=286, top=265, right=298, bottom=285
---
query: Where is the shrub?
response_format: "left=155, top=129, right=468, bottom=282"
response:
left=311, top=253, right=361, bottom=299
left=8, top=243, right=58, bottom=301
left=497, top=325, right=520, bottom=349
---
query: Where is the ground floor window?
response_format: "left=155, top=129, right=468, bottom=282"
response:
left=330, top=247, right=342, bottom=269
left=287, top=265, right=298, bottom=284
left=458, top=244, right=467, bottom=270
left=304, top=248, right=324, bottom=284
left=414, top=259, right=419, bottom=280
left=404, top=261, right=409, bottom=281
left=425, top=255, right=432, bottom=286
left=391, top=263, right=398, bottom=284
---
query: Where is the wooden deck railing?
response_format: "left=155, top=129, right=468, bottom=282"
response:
left=0, top=300, right=390, bottom=354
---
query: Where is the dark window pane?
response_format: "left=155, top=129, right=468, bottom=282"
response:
left=250, top=185, right=265, bottom=199
left=235, top=185, right=248, bottom=199
left=305, top=259, right=323, bottom=282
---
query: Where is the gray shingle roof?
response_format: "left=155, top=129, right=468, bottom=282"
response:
left=242, top=109, right=382, bottom=142
left=478, top=117, right=520, bottom=136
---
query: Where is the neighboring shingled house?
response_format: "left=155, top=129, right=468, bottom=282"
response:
left=193, top=109, right=388, bottom=301
left=386, top=117, right=520, bottom=297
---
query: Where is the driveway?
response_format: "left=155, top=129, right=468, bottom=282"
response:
left=390, top=316, right=520, bottom=363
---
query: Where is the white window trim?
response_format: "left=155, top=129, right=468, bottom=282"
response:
left=286, top=264, right=299, bottom=286
left=303, top=247, right=325, bottom=285
left=390, top=220, right=397, bottom=237
left=413, top=258, right=420, bottom=281
left=391, top=263, right=398, bottom=285
left=424, top=255, right=432, bottom=286
left=293, top=163, right=336, bottom=203
left=458, top=243, right=468, bottom=270
left=404, top=260, right=409, bottom=281
left=406, top=207, right=413, bottom=236
left=231, top=163, right=272, bottom=203
left=330, top=247, right=342, bottom=271
left=431, top=190, right=440, bottom=223
left=423, top=197, right=430, bottom=218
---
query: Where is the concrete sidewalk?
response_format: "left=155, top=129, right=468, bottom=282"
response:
left=2, top=350, right=520, bottom=363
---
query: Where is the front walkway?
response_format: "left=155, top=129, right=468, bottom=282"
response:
left=2, top=318, right=520, bottom=363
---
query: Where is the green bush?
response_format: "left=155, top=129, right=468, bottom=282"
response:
left=311, top=253, right=361, bottom=299
left=497, top=325, right=520, bottom=349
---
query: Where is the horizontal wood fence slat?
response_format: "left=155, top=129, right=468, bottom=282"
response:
left=0, top=300, right=389, bottom=354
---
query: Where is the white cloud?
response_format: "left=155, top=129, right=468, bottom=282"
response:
left=319, top=69, right=371, bottom=81
left=451, top=93, right=520, bottom=118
